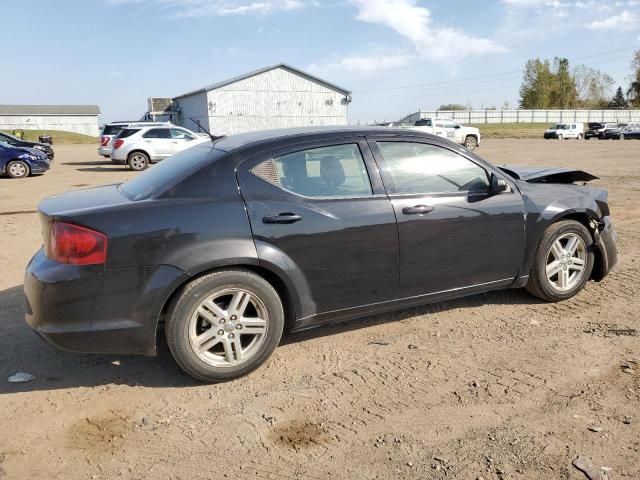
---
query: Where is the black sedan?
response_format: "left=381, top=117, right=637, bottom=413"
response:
left=0, top=132, right=54, bottom=159
left=24, top=127, right=617, bottom=382
left=619, top=127, right=640, bottom=140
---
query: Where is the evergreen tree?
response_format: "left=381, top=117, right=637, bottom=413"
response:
left=609, top=87, right=629, bottom=109
left=628, top=50, right=640, bottom=108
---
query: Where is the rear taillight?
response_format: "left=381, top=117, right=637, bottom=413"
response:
left=45, top=221, right=107, bottom=265
left=101, top=136, right=110, bottom=146
left=113, top=139, right=124, bottom=149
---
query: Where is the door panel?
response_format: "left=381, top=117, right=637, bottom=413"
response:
left=237, top=140, right=399, bottom=316
left=371, top=140, right=525, bottom=298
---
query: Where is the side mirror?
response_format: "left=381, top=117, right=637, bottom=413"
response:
left=491, top=174, right=510, bottom=194
left=453, top=125, right=461, bottom=129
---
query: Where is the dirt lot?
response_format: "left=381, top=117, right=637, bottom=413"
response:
left=1, top=140, right=638, bottom=480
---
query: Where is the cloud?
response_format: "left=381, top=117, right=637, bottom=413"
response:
left=307, top=52, right=415, bottom=76
left=105, top=0, right=303, bottom=16
left=588, top=10, right=639, bottom=30
left=351, top=0, right=505, bottom=62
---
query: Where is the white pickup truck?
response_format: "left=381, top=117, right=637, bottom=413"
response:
left=390, top=118, right=481, bottom=150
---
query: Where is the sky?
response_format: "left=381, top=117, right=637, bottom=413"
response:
left=1, top=0, right=639, bottom=125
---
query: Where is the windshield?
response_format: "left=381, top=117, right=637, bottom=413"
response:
left=0, top=132, right=20, bottom=142
left=552, top=124, right=567, bottom=130
left=118, top=144, right=224, bottom=201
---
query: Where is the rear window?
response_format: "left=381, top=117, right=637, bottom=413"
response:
left=118, top=145, right=224, bottom=201
left=116, top=128, right=140, bottom=139
left=103, top=124, right=126, bottom=135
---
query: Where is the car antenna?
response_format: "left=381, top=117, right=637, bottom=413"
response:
left=190, top=117, right=225, bottom=142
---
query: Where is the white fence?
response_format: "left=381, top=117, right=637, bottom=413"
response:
left=401, top=109, right=640, bottom=125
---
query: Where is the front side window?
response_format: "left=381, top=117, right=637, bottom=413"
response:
left=377, top=142, right=490, bottom=195
left=415, top=119, right=432, bottom=127
left=253, top=144, right=373, bottom=198
left=171, top=129, right=194, bottom=140
left=143, top=128, right=171, bottom=139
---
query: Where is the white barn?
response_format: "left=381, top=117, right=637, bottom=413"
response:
left=0, top=105, right=101, bottom=136
left=172, top=64, right=351, bottom=136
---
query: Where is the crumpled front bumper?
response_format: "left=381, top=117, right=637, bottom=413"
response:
left=592, top=216, right=618, bottom=281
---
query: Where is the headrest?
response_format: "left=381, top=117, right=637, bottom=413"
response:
left=320, top=156, right=345, bottom=187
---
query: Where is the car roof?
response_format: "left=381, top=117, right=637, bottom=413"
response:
left=212, top=126, right=436, bottom=152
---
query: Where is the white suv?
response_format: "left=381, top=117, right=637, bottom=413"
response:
left=110, top=125, right=208, bottom=170
left=392, top=118, right=481, bottom=150
left=99, top=121, right=172, bottom=158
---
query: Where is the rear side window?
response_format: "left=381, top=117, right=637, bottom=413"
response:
left=116, top=128, right=140, bottom=139
left=252, top=144, right=372, bottom=198
left=103, top=125, right=125, bottom=135
left=377, top=142, right=490, bottom=195
left=143, top=128, right=171, bottom=139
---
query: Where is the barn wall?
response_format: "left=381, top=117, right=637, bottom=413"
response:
left=174, top=91, right=209, bottom=133
left=204, top=68, right=349, bottom=135
left=0, top=115, right=100, bottom=136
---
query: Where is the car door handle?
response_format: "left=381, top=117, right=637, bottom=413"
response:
left=402, top=205, right=435, bottom=215
left=262, top=213, right=303, bottom=224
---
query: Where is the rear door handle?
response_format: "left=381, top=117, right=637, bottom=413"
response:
left=262, top=213, right=303, bottom=224
left=402, top=205, right=435, bottom=215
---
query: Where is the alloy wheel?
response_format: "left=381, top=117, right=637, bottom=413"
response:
left=188, top=288, right=269, bottom=367
left=129, top=154, right=148, bottom=170
left=545, top=233, right=587, bottom=292
left=8, top=162, right=27, bottom=177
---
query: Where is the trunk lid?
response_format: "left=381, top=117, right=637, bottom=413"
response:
left=38, top=184, right=131, bottom=219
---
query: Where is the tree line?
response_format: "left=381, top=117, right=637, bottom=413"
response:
left=519, top=50, right=640, bottom=110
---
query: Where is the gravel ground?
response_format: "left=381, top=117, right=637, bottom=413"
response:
left=0, top=139, right=638, bottom=480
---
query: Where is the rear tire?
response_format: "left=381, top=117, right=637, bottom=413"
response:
left=165, top=269, right=284, bottom=383
left=526, top=220, right=594, bottom=302
left=577, top=134, right=583, bottom=140
left=127, top=151, right=149, bottom=171
left=6, top=160, right=30, bottom=178
left=464, top=135, right=478, bottom=150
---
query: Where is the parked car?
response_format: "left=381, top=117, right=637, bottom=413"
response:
left=620, top=126, right=640, bottom=140
left=0, top=140, right=50, bottom=178
left=584, top=122, right=605, bottom=140
left=38, top=134, right=53, bottom=145
left=391, top=118, right=481, bottom=150
left=110, top=125, right=208, bottom=170
left=601, top=123, right=628, bottom=140
left=543, top=123, right=584, bottom=140
left=98, top=121, right=172, bottom=158
left=24, top=127, right=618, bottom=382
left=0, top=132, right=54, bottom=159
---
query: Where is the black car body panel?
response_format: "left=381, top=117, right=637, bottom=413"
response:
left=23, top=127, right=618, bottom=355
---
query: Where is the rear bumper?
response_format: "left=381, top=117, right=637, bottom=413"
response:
left=98, top=146, right=112, bottom=156
left=24, top=249, right=188, bottom=356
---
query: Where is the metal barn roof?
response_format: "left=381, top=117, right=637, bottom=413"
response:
left=0, top=105, right=101, bottom=115
left=174, top=63, right=351, bottom=100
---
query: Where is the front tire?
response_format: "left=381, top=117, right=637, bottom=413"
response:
left=165, top=270, right=284, bottom=382
left=557, top=134, right=564, bottom=140
left=6, top=160, right=30, bottom=178
left=127, top=151, right=150, bottom=171
left=464, top=135, right=478, bottom=150
left=526, top=220, right=594, bottom=302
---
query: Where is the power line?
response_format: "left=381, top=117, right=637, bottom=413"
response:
left=354, top=46, right=637, bottom=94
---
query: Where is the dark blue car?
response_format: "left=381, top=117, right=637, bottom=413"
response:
left=0, top=140, right=50, bottom=178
